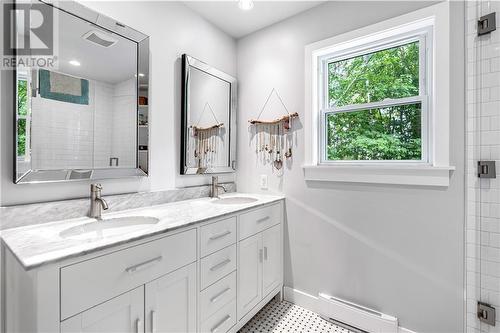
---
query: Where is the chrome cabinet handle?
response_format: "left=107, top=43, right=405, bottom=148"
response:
left=259, top=249, right=263, bottom=263
left=264, top=246, right=268, bottom=260
left=136, top=319, right=141, bottom=333
left=210, top=287, right=231, bottom=303
left=210, top=258, right=231, bottom=271
left=211, top=315, right=231, bottom=333
left=151, top=311, right=156, bottom=333
left=125, top=256, right=163, bottom=273
left=209, top=230, right=231, bottom=241
left=256, top=216, right=270, bottom=223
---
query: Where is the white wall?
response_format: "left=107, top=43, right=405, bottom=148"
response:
left=0, top=1, right=237, bottom=205
left=235, top=2, right=464, bottom=332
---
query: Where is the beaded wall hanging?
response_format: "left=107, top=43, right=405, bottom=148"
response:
left=190, top=102, right=224, bottom=170
left=249, top=89, right=299, bottom=172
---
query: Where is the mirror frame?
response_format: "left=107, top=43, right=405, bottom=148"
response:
left=13, top=0, right=150, bottom=184
left=180, top=54, right=237, bottom=175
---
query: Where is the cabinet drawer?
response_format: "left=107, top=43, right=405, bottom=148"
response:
left=200, top=300, right=236, bottom=333
left=200, top=217, right=236, bottom=257
left=200, top=245, right=236, bottom=290
left=200, top=271, right=236, bottom=321
left=60, top=229, right=196, bottom=320
left=239, top=203, right=281, bottom=240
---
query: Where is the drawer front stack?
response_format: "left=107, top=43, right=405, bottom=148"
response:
left=199, top=217, right=238, bottom=333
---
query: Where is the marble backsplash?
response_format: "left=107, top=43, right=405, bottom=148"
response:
left=0, top=183, right=235, bottom=231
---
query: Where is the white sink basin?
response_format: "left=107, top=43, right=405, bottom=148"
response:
left=212, top=197, right=258, bottom=205
left=59, top=216, right=160, bottom=240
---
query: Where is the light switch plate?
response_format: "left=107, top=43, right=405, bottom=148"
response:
left=260, top=175, right=268, bottom=190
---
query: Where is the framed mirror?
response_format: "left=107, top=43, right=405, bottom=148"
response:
left=14, top=0, right=150, bottom=183
left=181, top=54, right=237, bottom=175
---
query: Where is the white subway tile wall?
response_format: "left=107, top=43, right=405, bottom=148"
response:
left=93, top=81, right=114, bottom=168
left=31, top=84, right=95, bottom=170
left=467, top=1, right=500, bottom=332
left=30, top=76, right=136, bottom=171
left=111, top=78, right=137, bottom=168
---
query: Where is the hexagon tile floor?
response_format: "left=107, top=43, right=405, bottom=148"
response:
left=238, top=300, right=355, bottom=333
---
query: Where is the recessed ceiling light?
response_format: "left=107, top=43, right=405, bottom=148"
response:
left=238, top=0, right=254, bottom=11
left=69, top=60, right=81, bottom=66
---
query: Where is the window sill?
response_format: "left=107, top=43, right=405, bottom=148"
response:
left=302, top=164, right=455, bottom=187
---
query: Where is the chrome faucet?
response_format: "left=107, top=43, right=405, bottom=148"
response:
left=89, top=183, right=109, bottom=219
left=210, top=176, right=227, bottom=199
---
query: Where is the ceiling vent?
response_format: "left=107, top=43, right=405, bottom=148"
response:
left=82, top=30, right=117, bottom=48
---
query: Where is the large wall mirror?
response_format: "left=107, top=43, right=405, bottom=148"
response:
left=181, top=54, right=236, bottom=175
left=14, top=1, right=150, bottom=183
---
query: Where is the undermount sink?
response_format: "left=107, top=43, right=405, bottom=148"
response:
left=212, top=197, right=258, bottom=205
left=59, top=216, right=160, bottom=240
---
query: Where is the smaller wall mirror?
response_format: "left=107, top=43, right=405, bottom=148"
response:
left=181, top=54, right=236, bottom=174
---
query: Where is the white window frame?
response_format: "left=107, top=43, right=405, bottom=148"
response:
left=318, top=31, right=431, bottom=165
left=303, top=2, right=454, bottom=186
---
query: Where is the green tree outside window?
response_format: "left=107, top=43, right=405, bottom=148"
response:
left=326, top=42, right=421, bottom=161
left=17, top=79, right=28, bottom=157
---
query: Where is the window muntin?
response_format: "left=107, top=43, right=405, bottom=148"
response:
left=319, top=33, right=429, bottom=164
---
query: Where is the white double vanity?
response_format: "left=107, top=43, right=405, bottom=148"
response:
left=4, top=0, right=284, bottom=331
left=2, top=194, right=284, bottom=333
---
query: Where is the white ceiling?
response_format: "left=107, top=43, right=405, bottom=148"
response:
left=56, top=9, right=137, bottom=84
left=183, top=1, right=325, bottom=39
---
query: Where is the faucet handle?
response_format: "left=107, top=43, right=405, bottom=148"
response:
left=91, top=183, right=102, bottom=191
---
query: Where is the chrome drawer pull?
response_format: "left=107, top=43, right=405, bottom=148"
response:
left=151, top=311, right=156, bottom=333
left=264, top=246, right=268, bottom=260
left=136, top=319, right=141, bottom=333
left=211, top=315, right=231, bottom=333
left=210, top=287, right=231, bottom=303
left=209, top=230, right=231, bottom=241
left=125, top=256, right=163, bottom=273
left=256, top=216, right=270, bottom=223
left=210, top=258, right=231, bottom=271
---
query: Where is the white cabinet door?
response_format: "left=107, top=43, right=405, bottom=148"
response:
left=61, top=287, right=144, bottom=333
left=145, top=263, right=197, bottom=333
left=262, top=224, right=282, bottom=297
left=237, top=233, right=263, bottom=320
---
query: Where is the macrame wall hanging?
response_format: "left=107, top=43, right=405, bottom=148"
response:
left=190, top=102, right=224, bottom=170
left=249, top=88, right=299, bottom=173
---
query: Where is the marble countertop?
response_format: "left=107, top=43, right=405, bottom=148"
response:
left=1, top=193, right=284, bottom=270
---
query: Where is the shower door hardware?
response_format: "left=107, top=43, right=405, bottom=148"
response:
left=478, top=302, right=496, bottom=326
left=478, top=12, right=496, bottom=36
left=478, top=161, right=496, bottom=178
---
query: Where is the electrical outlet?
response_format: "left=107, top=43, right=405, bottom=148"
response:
left=260, top=175, right=268, bottom=190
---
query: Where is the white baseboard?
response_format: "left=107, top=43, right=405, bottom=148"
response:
left=283, top=286, right=418, bottom=333
left=284, top=286, right=319, bottom=313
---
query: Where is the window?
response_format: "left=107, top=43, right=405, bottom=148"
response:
left=304, top=3, right=454, bottom=186
left=17, top=72, right=30, bottom=160
left=319, top=34, right=429, bottom=164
